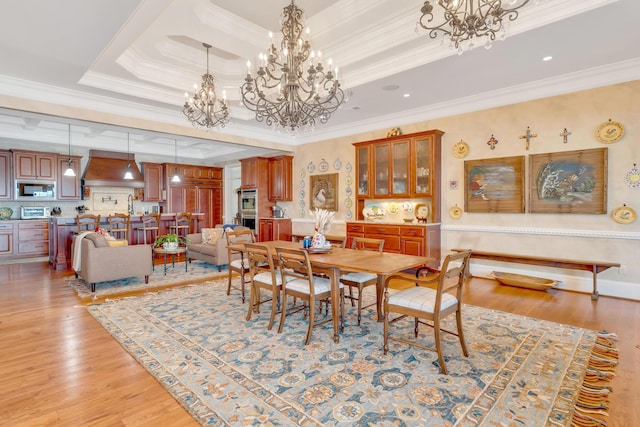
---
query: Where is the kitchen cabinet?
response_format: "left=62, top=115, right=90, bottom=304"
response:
left=239, top=157, right=274, bottom=217
left=258, top=218, right=292, bottom=242
left=354, top=129, right=443, bottom=223
left=0, top=150, right=11, bottom=200
left=12, top=149, right=57, bottom=180
left=0, top=222, right=14, bottom=257
left=163, top=163, right=223, bottom=229
left=56, top=155, right=82, bottom=200
left=141, top=162, right=164, bottom=202
left=268, top=155, right=293, bottom=201
left=18, top=220, right=49, bottom=256
left=346, top=222, right=440, bottom=267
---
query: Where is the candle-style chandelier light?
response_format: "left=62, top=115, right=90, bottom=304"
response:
left=240, top=0, right=345, bottom=132
left=183, top=43, right=229, bottom=129
left=418, top=0, right=530, bottom=52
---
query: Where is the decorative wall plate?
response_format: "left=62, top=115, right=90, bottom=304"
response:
left=307, top=162, right=315, bottom=173
left=612, top=205, right=636, bottom=224
left=0, top=207, right=13, bottom=220
left=596, top=120, right=624, bottom=143
left=345, top=176, right=353, bottom=186
left=453, top=140, right=469, bottom=158
left=387, top=202, right=400, bottom=215
left=449, top=205, right=463, bottom=219
left=299, top=169, right=306, bottom=178
left=318, top=159, right=329, bottom=172
left=362, top=204, right=385, bottom=221
left=625, top=164, right=640, bottom=189
left=333, top=158, right=342, bottom=170
left=345, top=162, right=352, bottom=173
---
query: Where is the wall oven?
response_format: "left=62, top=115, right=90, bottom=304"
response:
left=240, top=189, right=257, bottom=214
left=241, top=215, right=256, bottom=233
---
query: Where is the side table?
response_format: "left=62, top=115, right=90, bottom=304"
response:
left=153, top=247, right=188, bottom=275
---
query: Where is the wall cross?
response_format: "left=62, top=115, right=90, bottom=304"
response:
left=560, top=127, right=571, bottom=143
left=519, top=126, right=537, bottom=150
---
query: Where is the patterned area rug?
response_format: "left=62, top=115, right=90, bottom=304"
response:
left=67, top=260, right=228, bottom=298
left=88, top=280, right=618, bottom=426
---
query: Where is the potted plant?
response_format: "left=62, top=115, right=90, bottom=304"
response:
left=154, top=233, right=189, bottom=250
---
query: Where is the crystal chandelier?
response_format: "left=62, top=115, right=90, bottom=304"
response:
left=183, top=43, right=229, bottom=129
left=240, top=0, right=345, bottom=132
left=418, top=0, right=530, bottom=52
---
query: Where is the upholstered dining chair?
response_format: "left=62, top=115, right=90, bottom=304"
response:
left=244, top=243, right=284, bottom=330
left=276, top=246, right=344, bottom=345
left=340, top=237, right=385, bottom=325
left=383, top=250, right=472, bottom=375
left=75, top=214, right=101, bottom=233
left=225, top=228, right=256, bottom=303
left=135, top=213, right=160, bottom=245
left=107, top=213, right=130, bottom=241
left=169, top=212, right=192, bottom=239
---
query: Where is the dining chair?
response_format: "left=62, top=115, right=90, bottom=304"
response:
left=383, top=250, right=472, bottom=375
left=75, top=214, right=101, bottom=233
left=340, top=237, right=384, bottom=325
left=169, top=212, right=192, bottom=238
left=276, top=246, right=344, bottom=345
left=244, top=243, right=284, bottom=330
left=225, top=228, right=256, bottom=303
left=107, top=213, right=130, bottom=241
left=135, top=213, right=160, bottom=245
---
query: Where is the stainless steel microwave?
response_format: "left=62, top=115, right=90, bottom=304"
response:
left=16, top=181, right=56, bottom=200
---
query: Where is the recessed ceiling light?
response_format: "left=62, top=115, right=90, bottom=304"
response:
left=382, top=84, right=400, bottom=91
left=352, top=106, right=360, bottom=110
left=403, top=93, right=410, bottom=98
left=543, top=56, right=553, bottom=61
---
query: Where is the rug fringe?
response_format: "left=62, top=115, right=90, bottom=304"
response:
left=570, top=332, right=618, bottom=427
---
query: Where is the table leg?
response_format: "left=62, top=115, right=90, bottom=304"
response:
left=376, top=275, right=385, bottom=322
left=328, top=266, right=340, bottom=344
left=591, top=266, right=599, bottom=300
left=163, top=252, right=168, bottom=275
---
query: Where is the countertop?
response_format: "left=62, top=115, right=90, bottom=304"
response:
left=346, top=220, right=441, bottom=226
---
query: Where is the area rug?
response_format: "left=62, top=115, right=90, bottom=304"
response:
left=67, top=260, right=228, bottom=298
left=88, top=279, right=618, bottom=426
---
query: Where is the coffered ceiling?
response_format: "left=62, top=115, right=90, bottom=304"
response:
left=0, top=0, right=638, bottom=164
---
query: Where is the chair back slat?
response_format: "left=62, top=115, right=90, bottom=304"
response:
left=351, top=237, right=384, bottom=252
left=76, top=214, right=101, bottom=233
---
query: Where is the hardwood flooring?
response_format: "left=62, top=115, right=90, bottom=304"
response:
left=0, top=261, right=637, bottom=426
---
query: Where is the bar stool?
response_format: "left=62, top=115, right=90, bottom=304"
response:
left=75, top=214, right=101, bottom=233
left=135, top=213, right=160, bottom=245
left=107, top=213, right=130, bottom=242
left=169, top=212, right=192, bottom=239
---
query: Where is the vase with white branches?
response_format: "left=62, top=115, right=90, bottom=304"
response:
left=310, top=208, right=335, bottom=248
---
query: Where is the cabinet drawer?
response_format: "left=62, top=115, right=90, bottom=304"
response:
left=364, top=224, right=400, bottom=236
left=0, top=222, right=14, bottom=231
left=20, top=229, right=49, bottom=240
left=19, top=241, right=49, bottom=255
left=346, top=223, right=364, bottom=233
left=19, top=221, right=48, bottom=230
left=400, top=226, right=425, bottom=237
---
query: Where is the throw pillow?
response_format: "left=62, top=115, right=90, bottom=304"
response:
left=202, top=228, right=223, bottom=245
left=85, top=233, right=109, bottom=248
left=106, top=239, right=128, bottom=247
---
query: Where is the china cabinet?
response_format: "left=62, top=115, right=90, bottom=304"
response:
left=354, top=129, right=443, bottom=223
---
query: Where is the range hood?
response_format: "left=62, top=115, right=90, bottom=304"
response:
left=81, top=149, right=144, bottom=188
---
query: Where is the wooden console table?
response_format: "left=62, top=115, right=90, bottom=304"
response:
left=452, top=249, right=620, bottom=300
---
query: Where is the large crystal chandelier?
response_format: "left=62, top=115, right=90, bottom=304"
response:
left=240, top=0, right=345, bottom=132
left=418, top=0, right=530, bottom=52
left=183, top=43, right=229, bottom=129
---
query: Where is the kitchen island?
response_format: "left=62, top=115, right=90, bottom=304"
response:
left=49, top=213, right=204, bottom=270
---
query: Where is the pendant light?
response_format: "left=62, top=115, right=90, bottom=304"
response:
left=171, top=139, right=181, bottom=183
left=63, top=123, right=76, bottom=177
left=123, top=133, right=134, bottom=180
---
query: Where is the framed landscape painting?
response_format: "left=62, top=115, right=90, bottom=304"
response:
left=464, top=156, right=525, bottom=213
left=529, top=147, right=607, bottom=214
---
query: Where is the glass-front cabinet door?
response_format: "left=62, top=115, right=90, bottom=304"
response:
left=413, top=136, right=432, bottom=196
left=391, top=140, right=410, bottom=196
left=373, top=144, right=390, bottom=196
left=356, top=146, right=370, bottom=197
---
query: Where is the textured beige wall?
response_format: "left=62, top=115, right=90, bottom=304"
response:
left=283, top=80, right=640, bottom=298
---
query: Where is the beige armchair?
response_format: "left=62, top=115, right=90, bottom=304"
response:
left=186, top=225, right=250, bottom=271
left=73, top=233, right=152, bottom=293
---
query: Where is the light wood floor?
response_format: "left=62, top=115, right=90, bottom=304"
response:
left=0, top=261, right=637, bottom=427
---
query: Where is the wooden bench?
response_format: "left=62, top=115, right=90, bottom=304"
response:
left=451, top=249, right=620, bottom=300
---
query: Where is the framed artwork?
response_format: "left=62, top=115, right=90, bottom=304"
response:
left=529, top=148, right=607, bottom=214
left=310, top=173, right=338, bottom=211
left=464, top=156, right=525, bottom=213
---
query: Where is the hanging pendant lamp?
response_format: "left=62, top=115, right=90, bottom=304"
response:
left=123, top=133, right=134, bottom=180
left=63, top=124, right=76, bottom=177
left=171, top=139, right=181, bottom=183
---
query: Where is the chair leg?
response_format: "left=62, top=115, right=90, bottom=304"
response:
left=357, top=285, right=364, bottom=325
left=433, top=323, right=448, bottom=375
left=267, top=287, right=278, bottom=331
left=340, top=288, right=345, bottom=332
left=414, top=318, right=419, bottom=338
left=348, top=286, right=355, bottom=307
left=305, top=296, right=315, bottom=345
left=456, top=309, right=469, bottom=357
left=246, top=284, right=255, bottom=321
left=277, top=292, right=288, bottom=333
left=383, top=307, right=389, bottom=355
left=240, top=270, right=246, bottom=303
left=227, top=271, right=233, bottom=295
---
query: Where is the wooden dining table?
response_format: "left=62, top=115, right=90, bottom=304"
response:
left=250, top=240, right=433, bottom=343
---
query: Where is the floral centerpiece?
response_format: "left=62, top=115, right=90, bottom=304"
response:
left=310, top=208, right=335, bottom=248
